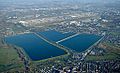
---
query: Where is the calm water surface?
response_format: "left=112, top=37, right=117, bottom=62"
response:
left=5, top=33, right=66, bottom=61
left=37, top=30, right=74, bottom=42
left=59, top=34, right=102, bottom=52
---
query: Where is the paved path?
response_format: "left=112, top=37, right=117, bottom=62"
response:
left=56, top=33, right=79, bottom=43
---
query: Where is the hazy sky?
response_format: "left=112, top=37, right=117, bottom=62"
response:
left=0, top=0, right=119, bottom=5
left=0, top=0, right=118, bottom=3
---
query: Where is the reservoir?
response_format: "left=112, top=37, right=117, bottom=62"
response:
left=4, top=30, right=102, bottom=61
left=5, top=33, right=66, bottom=61
left=59, top=34, right=102, bottom=52
left=37, top=30, right=74, bottom=42
left=37, top=30, right=102, bottom=52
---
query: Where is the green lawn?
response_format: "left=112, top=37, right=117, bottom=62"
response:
left=85, top=53, right=119, bottom=61
left=0, top=47, right=24, bottom=72
left=85, top=42, right=120, bottom=61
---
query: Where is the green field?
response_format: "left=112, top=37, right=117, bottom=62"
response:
left=0, top=47, right=24, bottom=72
left=85, top=42, right=120, bottom=61
left=85, top=53, right=119, bottom=61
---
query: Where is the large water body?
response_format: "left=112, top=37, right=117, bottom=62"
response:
left=5, top=33, right=66, bottom=61
left=59, top=34, right=102, bottom=52
left=37, top=30, right=74, bottom=42
left=37, top=30, right=102, bottom=52
left=5, top=30, right=102, bottom=61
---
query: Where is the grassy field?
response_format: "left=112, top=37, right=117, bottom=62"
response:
left=85, top=52, right=119, bottom=61
left=0, top=47, right=24, bottom=72
left=85, top=42, right=120, bottom=61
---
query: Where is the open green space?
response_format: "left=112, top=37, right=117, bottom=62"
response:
left=0, top=47, right=23, bottom=72
left=85, top=42, right=120, bottom=61
left=85, top=53, right=119, bottom=61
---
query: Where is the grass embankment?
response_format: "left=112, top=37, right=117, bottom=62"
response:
left=0, top=47, right=24, bottom=72
left=85, top=42, right=120, bottom=61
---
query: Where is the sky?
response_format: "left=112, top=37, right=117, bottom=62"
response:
left=0, top=0, right=118, bottom=3
left=0, top=0, right=119, bottom=5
